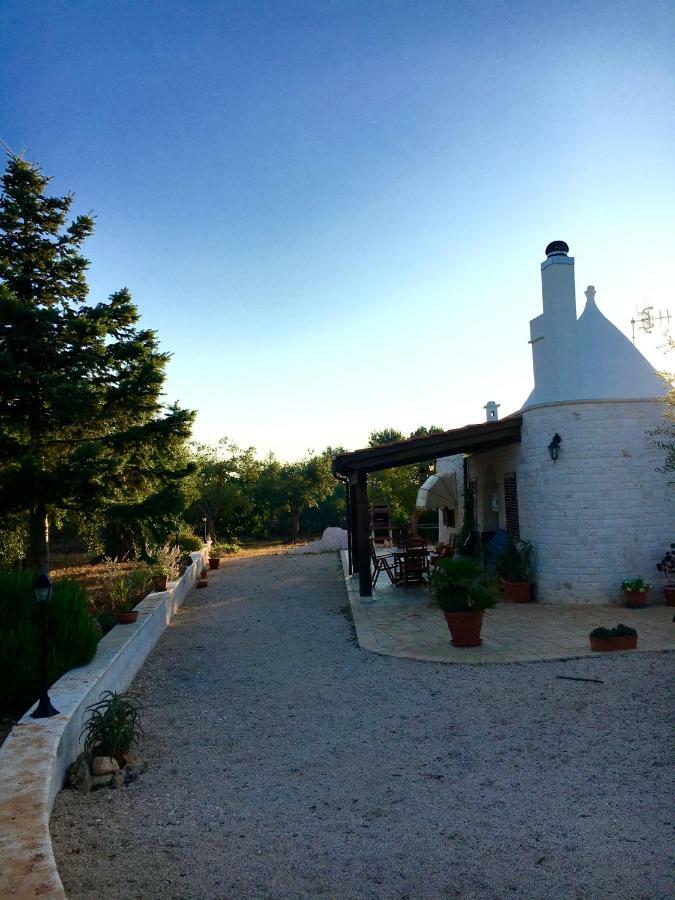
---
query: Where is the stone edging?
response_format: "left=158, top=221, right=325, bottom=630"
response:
left=0, top=546, right=209, bottom=898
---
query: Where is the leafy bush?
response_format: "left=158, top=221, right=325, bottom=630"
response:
left=496, top=538, right=534, bottom=582
left=147, top=543, right=181, bottom=579
left=210, top=541, right=240, bottom=558
left=590, top=623, right=637, bottom=640
left=621, top=578, right=649, bottom=593
left=176, top=530, right=202, bottom=553
left=81, top=690, right=143, bottom=756
left=0, top=570, right=101, bottom=718
left=429, top=557, right=499, bottom=613
left=656, top=544, right=675, bottom=582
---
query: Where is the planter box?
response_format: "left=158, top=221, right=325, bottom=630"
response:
left=209, top=557, right=220, bottom=570
left=663, top=585, right=675, bottom=606
left=502, top=580, right=532, bottom=603
left=590, top=634, right=638, bottom=652
left=624, top=589, right=649, bottom=609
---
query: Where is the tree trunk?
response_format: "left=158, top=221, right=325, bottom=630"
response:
left=410, top=506, right=420, bottom=537
left=288, top=508, right=301, bottom=543
left=29, top=504, right=50, bottom=572
left=206, top=515, right=216, bottom=543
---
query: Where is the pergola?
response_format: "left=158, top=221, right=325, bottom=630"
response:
left=332, top=416, right=523, bottom=597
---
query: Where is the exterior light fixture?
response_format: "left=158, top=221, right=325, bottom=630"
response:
left=548, top=433, right=562, bottom=463
left=202, top=516, right=208, bottom=542
left=31, top=572, right=60, bottom=718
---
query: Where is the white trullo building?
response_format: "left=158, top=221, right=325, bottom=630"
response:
left=437, top=240, right=673, bottom=604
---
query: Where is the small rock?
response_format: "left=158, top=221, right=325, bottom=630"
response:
left=90, top=774, right=114, bottom=789
left=92, top=756, right=119, bottom=776
left=125, top=758, right=148, bottom=783
left=122, top=750, right=142, bottom=767
left=111, top=771, right=125, bottom=788
left=68, top=760, right=92, bottom=793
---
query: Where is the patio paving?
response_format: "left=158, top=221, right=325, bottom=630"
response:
left=341, top=550, right=675, bottom=663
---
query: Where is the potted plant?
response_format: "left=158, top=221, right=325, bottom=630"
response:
left=209, top=545, right=222, bottom=570
left=429, top=556, right=499, bottom=647
left=147, top=543, right=181, bottom=591
left=656, top=544, right=675, bottom=605
left=107, top=572, right=145, bottom=624
left=115, top=598, right=139, bottom=624
left=621, top=577, right=650, bottom=608
left=589, top=623, right=638, bottom=652
left=496, top=538, right=534, bottom=602
left=150, top=565, right=169, bottom=592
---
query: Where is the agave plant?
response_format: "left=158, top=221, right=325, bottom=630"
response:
left=81, top=690, right=143, bottom=757
left=429, top=557, right=499, bottom=613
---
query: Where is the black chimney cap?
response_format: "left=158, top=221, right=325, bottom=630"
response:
left=545, top=240, right=569, bottom=257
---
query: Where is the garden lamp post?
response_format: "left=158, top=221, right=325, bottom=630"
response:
left=31, top=572, right=60, bottom=718
left=202, top=517, right=207, bottom=542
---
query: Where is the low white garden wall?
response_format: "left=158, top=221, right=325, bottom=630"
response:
left=0, top=545, right=209, bottom=898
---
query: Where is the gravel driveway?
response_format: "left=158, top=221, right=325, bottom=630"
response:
left=51, top=551, right=673, bottom=899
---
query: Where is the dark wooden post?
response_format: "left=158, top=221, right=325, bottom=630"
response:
left=349, top=479, right=358, bottom=574
left=355, top=471, right=371, bottom=597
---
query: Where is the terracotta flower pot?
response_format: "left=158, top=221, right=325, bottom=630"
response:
left=590, top=634, right=638, bottom=652
left=196, top=578, right=207, bottom=589
left=116, top=611, right=139, bottom=625
left=209, top=557, right=220, bottom=570
left=624, top=589, right=648, bottom=609
left=663, top=585, right=675, bottom=606
left=502, top=580, right=532, bottom=603
left=152, top=575, right=168, bottom=592
left=443, top=610, right=484, bottom=647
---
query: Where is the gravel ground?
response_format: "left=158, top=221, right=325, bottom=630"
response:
left=51, top=552, right=673, bottom=900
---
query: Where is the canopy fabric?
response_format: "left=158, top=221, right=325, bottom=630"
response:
left=416, top=472, right=458, bottom=510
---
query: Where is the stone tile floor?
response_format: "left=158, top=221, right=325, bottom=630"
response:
left=341, top=550, right=675, bottom=664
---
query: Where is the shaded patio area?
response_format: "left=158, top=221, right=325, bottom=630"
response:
left=340, top=550, right=675, bottom=664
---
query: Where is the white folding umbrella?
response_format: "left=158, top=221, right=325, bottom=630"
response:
left=415, top=472, right=458, bottom=510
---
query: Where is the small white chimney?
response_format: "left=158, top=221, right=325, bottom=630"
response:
left=484, top=400, right=500, bottom=422
left=529, top=241, right=580, bottom=403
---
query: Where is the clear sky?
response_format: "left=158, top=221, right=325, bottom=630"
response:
left=1, top=1, right=673, bottom=459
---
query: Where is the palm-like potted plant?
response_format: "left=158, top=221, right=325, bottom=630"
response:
left=429, top=557, right=499, bottom=647
left=496, top=538, right=534, bottom=602
left=656, top=544, right=675, bottom=605
left=621, top=577, right=650, bottom=608
left=589, top=623, right=638, bottom=652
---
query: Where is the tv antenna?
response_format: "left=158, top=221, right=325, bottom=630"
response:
left=631, top=305, right=671, bottom=343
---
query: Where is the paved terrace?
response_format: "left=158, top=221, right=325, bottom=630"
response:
left=50, top=550, right=673, bottom=899
left=342, top=550, right=675, bottom=663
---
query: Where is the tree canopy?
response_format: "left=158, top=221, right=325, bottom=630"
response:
left=0, top=153, right=194, bottom=567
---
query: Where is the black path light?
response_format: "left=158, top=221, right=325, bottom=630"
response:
left=30, top=572, right=60, bottom=719
left=202, top=516, right=208, bottom=542
left=548, top=433, right=562, bottom=463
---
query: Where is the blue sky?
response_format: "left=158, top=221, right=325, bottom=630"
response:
left=1, top=1, right=673, bottom=458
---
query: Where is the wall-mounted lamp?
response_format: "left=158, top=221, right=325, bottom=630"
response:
left=548, top=433, right=562, bottom=463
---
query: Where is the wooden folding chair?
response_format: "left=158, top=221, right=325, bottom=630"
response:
left=369, top=539, right=398, bottom=588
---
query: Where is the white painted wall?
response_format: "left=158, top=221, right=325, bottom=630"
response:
left=467, top=400, right=673, bottom=604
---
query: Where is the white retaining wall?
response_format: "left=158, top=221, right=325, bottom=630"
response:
left=439, top=399, right=673, bottom=604
left=0, top=546, right=209, bottom=898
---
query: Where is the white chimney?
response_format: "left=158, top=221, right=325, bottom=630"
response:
left=529, top=240, right=580, bottom=403
left=484, top=400, right=500, bottom=422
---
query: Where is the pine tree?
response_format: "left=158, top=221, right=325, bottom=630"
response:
left=0, top=153, right=194, bottom=569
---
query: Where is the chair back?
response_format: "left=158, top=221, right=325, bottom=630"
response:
left=405, top=536, right=427, bottom=550
left=369, top=538, right=379, bottom=565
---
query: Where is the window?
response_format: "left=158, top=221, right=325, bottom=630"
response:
left=442, top=508, right=456, bottom=528
left=504, top=473, right=520, bottom=539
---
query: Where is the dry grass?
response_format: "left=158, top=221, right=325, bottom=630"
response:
left=50, top=557, right=140, bottom=615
